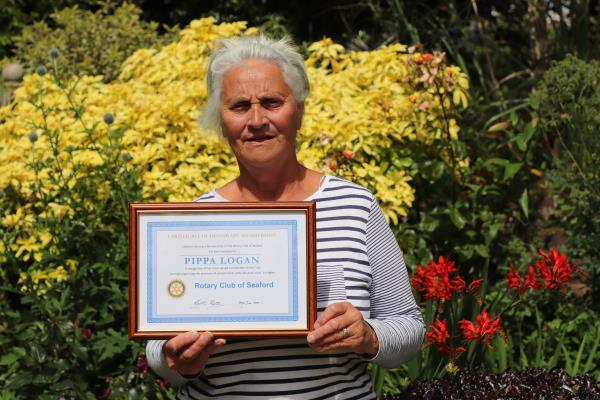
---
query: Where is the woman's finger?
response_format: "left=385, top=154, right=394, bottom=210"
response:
left=314, top=321, right=364, bottom=347
left=179, top=332, right=215, bottom=361
left=164, top=331, right=200, bottom=357
left=314, top=302, right=350, bottom=329
left=307, top=315, right=349, bottom=345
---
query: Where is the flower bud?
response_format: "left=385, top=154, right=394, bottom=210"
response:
left=342, top=150, right=355, bottom=160
left=28, top=132, right=39, bottom=143
left=103, top=113, right=115, bottom=125
left=122, top=153, right=133, bottom=162
left=36, top=66, right=47, bottom=76
left=83, top=328, right=93, bottom=339
left=328, top=159, right=337, bottom=171
left=65, top=145, right=75, bottom=153
left=48, top=48, right=60, bottom=59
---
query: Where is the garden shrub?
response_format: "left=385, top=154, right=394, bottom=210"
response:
left=532, top=56, right=600, bottom=311
left=0, top=17, right=468, bottom=397
left=7, top=2, right=177, bottom=82
left=532, top=55, right=600, bottom=169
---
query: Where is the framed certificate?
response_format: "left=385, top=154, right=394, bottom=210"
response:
left=128, top=202, right=317, bottom=339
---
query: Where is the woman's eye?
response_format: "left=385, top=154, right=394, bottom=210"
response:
left=262, top=99, right=283, bottom=109
left=230, top=102, right=249, bottom=111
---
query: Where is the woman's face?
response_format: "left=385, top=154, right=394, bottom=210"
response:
left=219, top=59, right=303, bottom=170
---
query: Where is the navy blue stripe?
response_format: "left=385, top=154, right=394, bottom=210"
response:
left=317, top=247, right=368, bottom=255
left=317, top=226, right=366, bottom=235
left=317, top=204, right=370, bottom=213
left=345, top=267, right=372, bottom=277
left=323, top=185, right=371, bottom=193
left=205, top=352, right=354, bottom=369
left=318, top=257, right=370, bottom=266
left=315, top=194, right=372, bottom=203
left=317, top=236, right=367, bottom=246
left=317, top=215, right=368, bottom=224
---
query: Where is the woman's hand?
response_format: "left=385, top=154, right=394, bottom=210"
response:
left=306, top=302, right=379, bottom=357
left=163, top=331, right=226, bottom=377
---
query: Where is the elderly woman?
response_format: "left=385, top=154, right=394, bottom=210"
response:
left=146, top=35, right=424, bottom=399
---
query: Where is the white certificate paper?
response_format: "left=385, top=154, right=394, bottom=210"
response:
left=136, top=211, right=309, bottom=333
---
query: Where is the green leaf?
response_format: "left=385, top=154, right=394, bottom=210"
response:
left=50, top=380, right=74, bottom=392
left=419, top=216, right=439, bottom=232
left=0, top=353, right=19, bottom=366
left=5, top=372, right=34, bottom=389
left=484, top=158, right=509, bottom=167
left=503, top=162, right=523, bottom=181
left=510, top=110, right=519, bottom=126
left=448, top=207, right=466, bottom=229
left=547, top=331, right=565, bottom=369
left=514, top=123, right=536, bottom=151
left=392, top=157, right=413, bottom=168
left=519, top=189, right=529, bottom=219
left=487, top=120, right=511, bottom=132
left=474, top=244, right=490, bottom=258
left=573, top=333, right=587, bottom=375
left=483, top=222, right=502, bottom=245
left=583, top=326, right=600, bottom=373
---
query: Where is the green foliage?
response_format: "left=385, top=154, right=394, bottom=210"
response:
left=0, top=0, right=100, bottom=59
left=8, top=2, right=177, bottom=82
left=0, top=67, right=171, bottom=397
left=533, top=55, right=600, bottom=169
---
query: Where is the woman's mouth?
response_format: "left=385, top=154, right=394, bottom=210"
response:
left=244, top=136, right=275, bottom=143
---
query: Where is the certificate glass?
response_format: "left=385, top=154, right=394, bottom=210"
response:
left=129, top=202, right=317, bottom=339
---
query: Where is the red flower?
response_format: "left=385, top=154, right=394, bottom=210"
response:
left=459, top=310, right=504, bottom=348
left=342, top=150, right=355, bottom=160
left=506, top=262, right=525, bottom=295
left=535, top=247, right=576, bottom=290
left=83, top=328, right=93, bottom=339
left=425, top=319, right=466, bottom=361
left=412, top=256, right=466, bottom=302
left=426, top=319, right=450, bottom=348
left=416, top=53, right=433, bottom=64
left=524, top=265, right=540, bottom=290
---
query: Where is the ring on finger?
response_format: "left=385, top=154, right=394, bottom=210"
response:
left=342, top=327, right=349, bottom=339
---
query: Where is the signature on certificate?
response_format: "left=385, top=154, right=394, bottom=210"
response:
left=193, top=298, right=225, bottom=308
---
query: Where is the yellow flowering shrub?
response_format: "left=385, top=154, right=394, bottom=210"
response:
left=0, top=17, right=468, bottom=291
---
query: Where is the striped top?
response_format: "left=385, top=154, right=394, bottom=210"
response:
left=146, top=175, right=424, bottom=399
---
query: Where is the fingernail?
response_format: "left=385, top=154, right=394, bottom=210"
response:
left=307, top=334, right=314, bottom=343
left=314, top=322, right=320, bottom=329
left=215, top=338, right=226, bottom=345
left=188, top=331, right=199, bottom=340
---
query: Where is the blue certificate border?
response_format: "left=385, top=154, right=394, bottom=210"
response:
left=146, top=220, right=299, bottom=323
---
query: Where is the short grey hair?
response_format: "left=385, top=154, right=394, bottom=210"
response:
left=201, top=35, right=310, bottom=133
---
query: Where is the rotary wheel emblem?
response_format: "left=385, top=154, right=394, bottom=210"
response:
left=168, top=280, right=185, bottom=298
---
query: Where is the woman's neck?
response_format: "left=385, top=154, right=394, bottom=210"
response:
left=219, top=162, right=323, bottom=202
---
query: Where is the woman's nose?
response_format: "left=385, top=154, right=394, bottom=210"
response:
left=248, top=104, right=267, bottom=129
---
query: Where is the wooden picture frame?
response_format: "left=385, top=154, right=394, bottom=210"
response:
left=129, top=202, right=317, bottom=340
